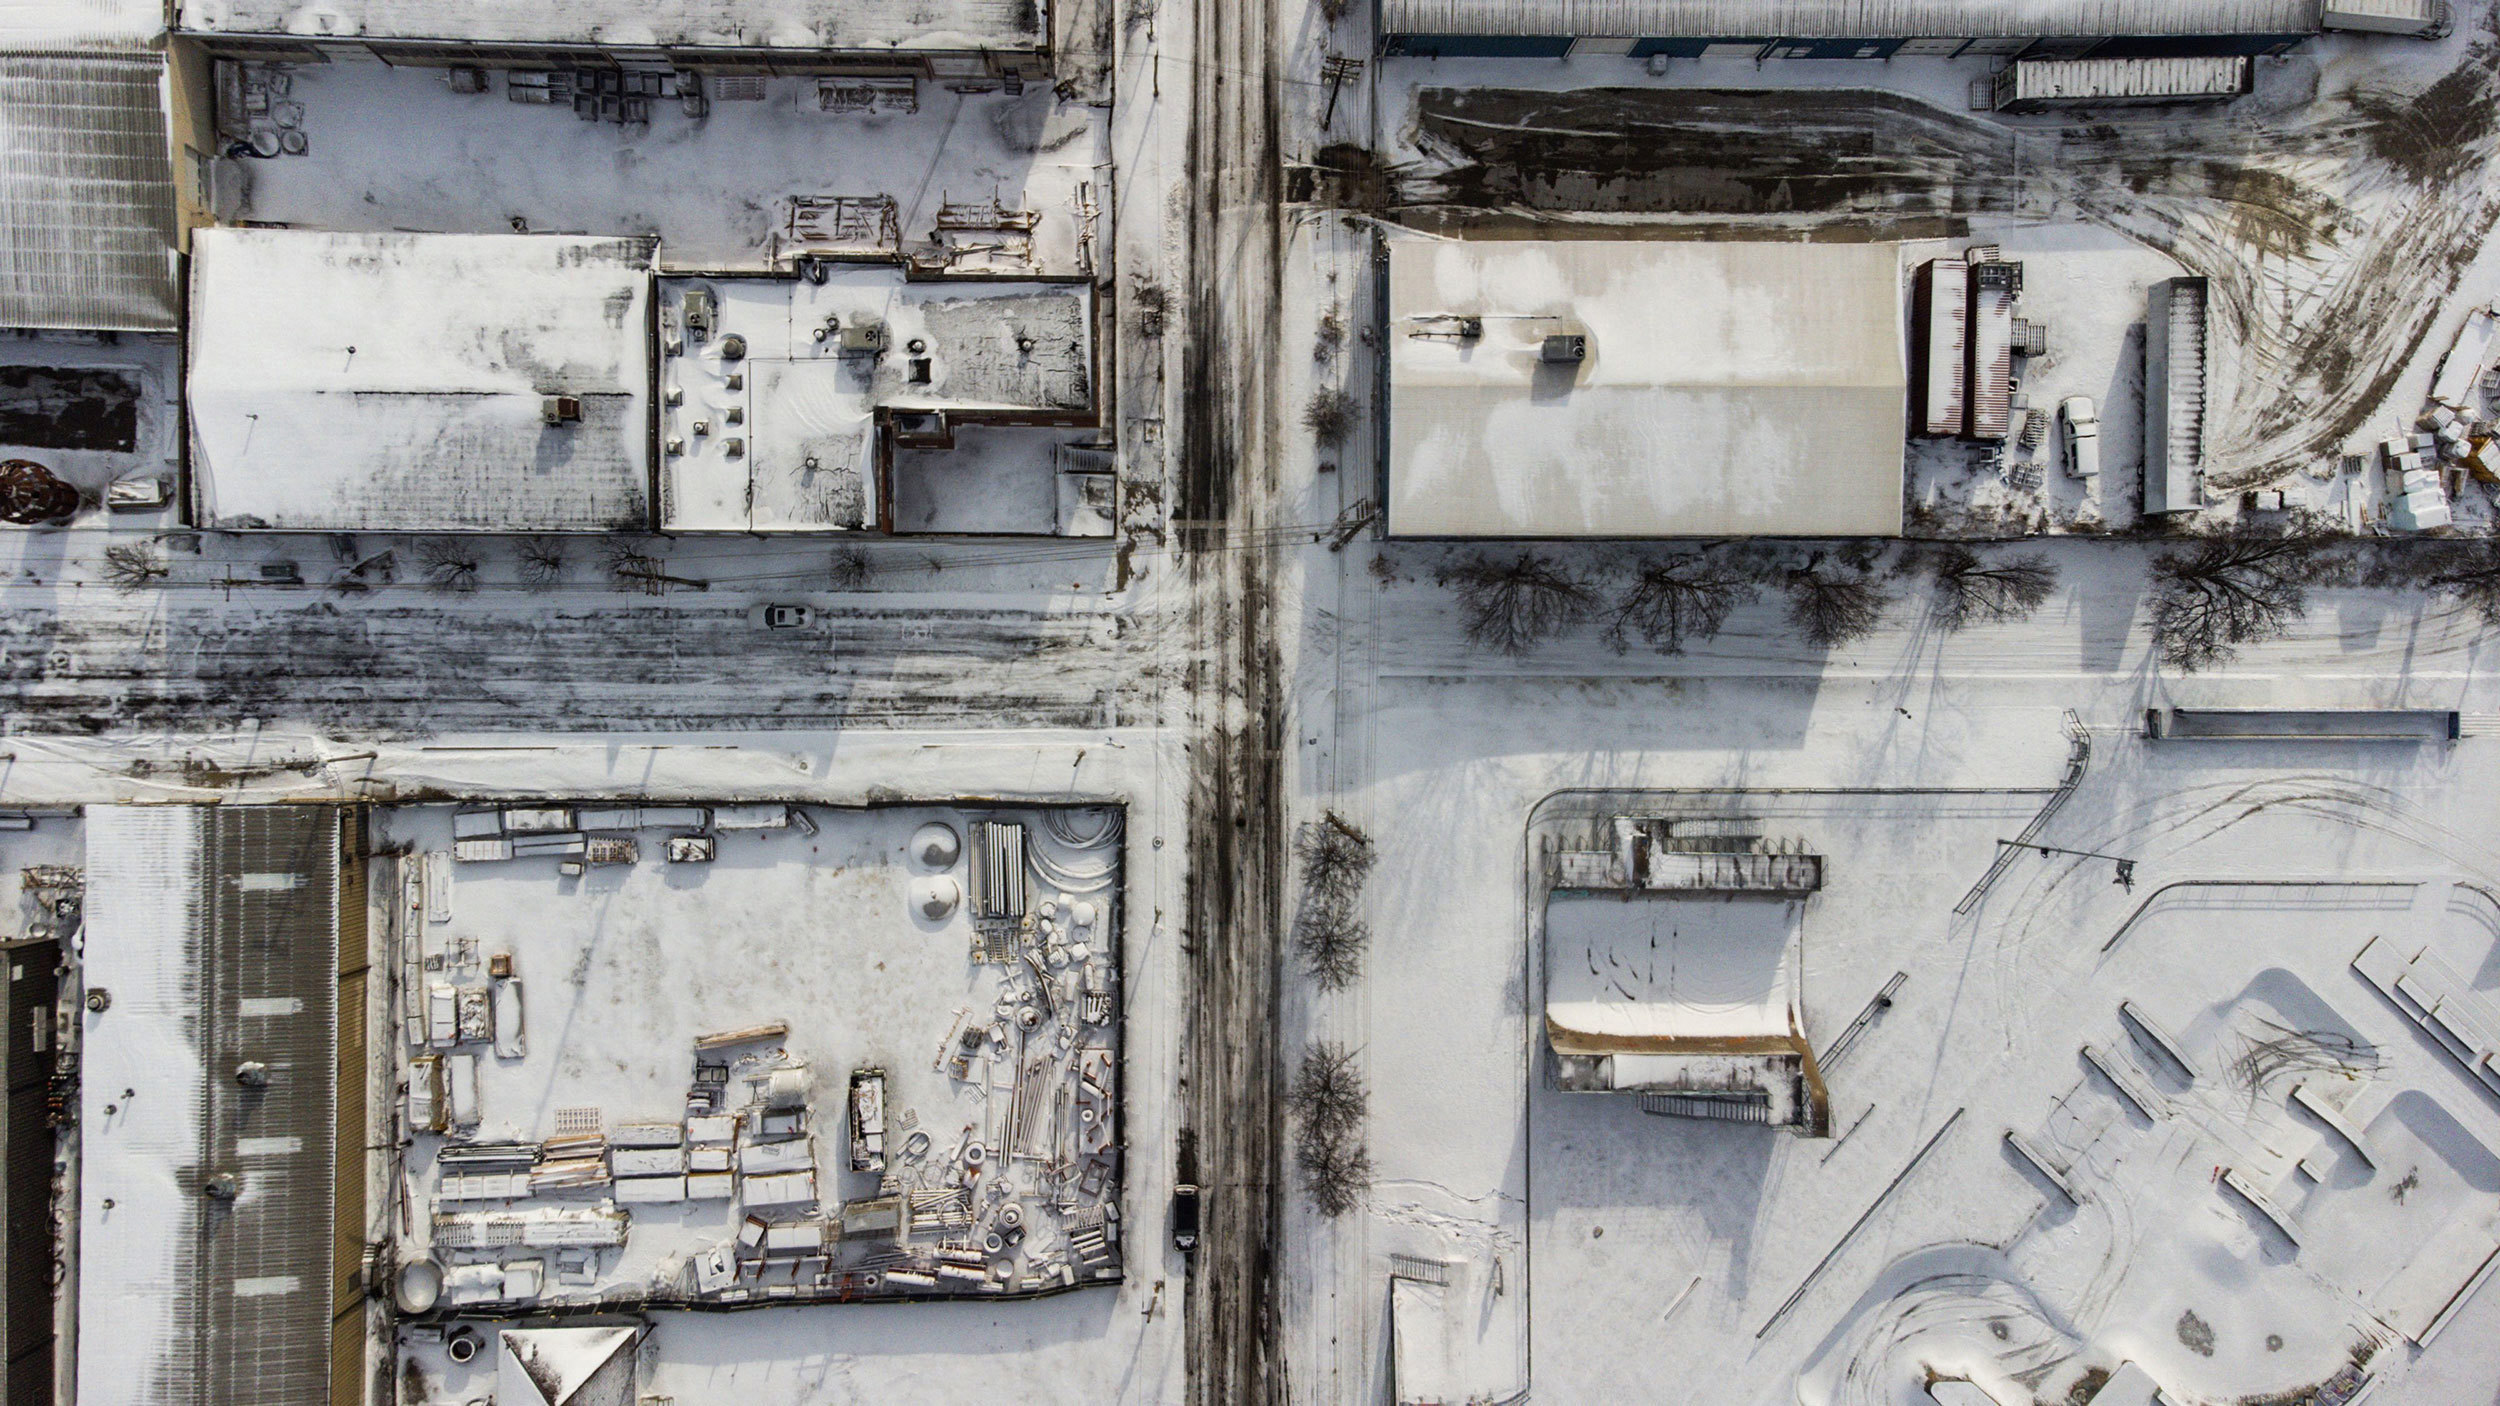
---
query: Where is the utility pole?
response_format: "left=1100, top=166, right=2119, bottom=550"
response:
left=1320, top=55, right=1363, bottom=131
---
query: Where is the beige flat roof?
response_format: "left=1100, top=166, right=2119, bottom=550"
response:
left=1385, top=235, right=1906, bottom=538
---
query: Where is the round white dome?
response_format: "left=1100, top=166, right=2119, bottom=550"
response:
left=911, top=822, right=961, bottom=869
left=911, top=875, right=961, bottom=921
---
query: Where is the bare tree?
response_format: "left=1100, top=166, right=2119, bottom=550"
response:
left=1294, top=901, right=1369, bottom=990
left=414, top=537, right=480, bottom=593
left=1315, top=308, right=1345, bottom=363
left=1292, top=812, right=1373, bottom=989
left=605, top=541, right=708, bottom=595
left=1289, top=1043, right=1368, bottom=1142
left=518, top=535, right=568, bottom=585
left=1443, top=552, right=1598, bottom=654
left=2417, top=539, right=2500, bottom=626
left=1303, top=387, right=1357, bottom=446
left=1923, top=544, right=2058, bottom=631
left=1607, top=550, right=1758, bottom=654
left=1295, top=812, right=1374, bottom=904
left=1782, top=552, right=1892, bottom=649
left=1297, top=1131, right=1372, bottom=1217
left=829, top=546, right=875, bottom=591
left=100, top=542, right=167, bottom=592
left=1292, top=1041, right=1372, bottom=1217
left=2148, top=532, right=2345, bottom=672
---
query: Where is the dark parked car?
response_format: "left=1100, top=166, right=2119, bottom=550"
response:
left=1171, top=1181, right=1200, bottom=1254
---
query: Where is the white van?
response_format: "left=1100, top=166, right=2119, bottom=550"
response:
left=2059, top=396, right=2101, bottom=481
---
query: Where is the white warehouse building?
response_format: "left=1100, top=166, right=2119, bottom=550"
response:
left=1380, top=234, right=1906, bottom=538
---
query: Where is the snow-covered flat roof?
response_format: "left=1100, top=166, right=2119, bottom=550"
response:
left=1379, top=0, right=2322, bottom=38
left=0, top=0, right=165, bottom=47
left=176, top=0, right=1047, bottom=52
left=77, top=807, right=206, bottom=1406
left=659, top=272, right=1094, bottom=532
left=1384, top=235, right=1906, bottom=538
left=187, top=229, right=656, bottom=532
left=1544, top=893, right=1798, bottom=1043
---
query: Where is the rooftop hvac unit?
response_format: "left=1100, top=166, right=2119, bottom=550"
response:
left=710, top=74, right=769, bottom=101
left=541, top=395, right=582, bottom=425
left=2011, top=319, right=2048, bottom=358
left=838, top=318, right=887, bottom=356
left=1540, top=333, right=1587, bottom=364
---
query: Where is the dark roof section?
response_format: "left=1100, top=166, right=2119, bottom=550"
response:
left=3, top=936, right=60, bottom=1406
left=197, top=805, right=343, bottom=1406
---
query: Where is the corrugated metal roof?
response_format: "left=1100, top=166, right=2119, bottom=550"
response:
left=0, top=54, right=177, bottom=332
left=177, top=0, right=1045, bottom=51
left=1380, top=0, right=2324, bottom=38
left=0, top=0, right=166, bottom=48
left=2005, top=55, right=2250, bottom=100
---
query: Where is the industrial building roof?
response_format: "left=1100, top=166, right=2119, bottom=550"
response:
left=187, top=230, right=655, bottom=532
left=1383, top=235, right=1905, bottom=538
left=0, top=53, right=177, bottom=333
left=176, top=0, right=1047, bottom=52
left=1378, top=0, right=2324, bottom=37
left=659, top=272, right=1094, bottom=532
left=79, top=805, right=344, bottom=1406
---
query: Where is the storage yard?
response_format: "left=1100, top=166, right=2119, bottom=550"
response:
left=379, top=800, right=1127, bottom=1339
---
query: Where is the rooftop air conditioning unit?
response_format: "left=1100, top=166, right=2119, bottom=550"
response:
left=1540, top=333, right=1587, bottom=364
left=542, top=395, right=583, bottom=425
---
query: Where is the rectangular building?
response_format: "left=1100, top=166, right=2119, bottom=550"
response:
left=1991, top=56, right=2252, bottom=111
left=1381, top=1, right=2326, bottom=58
left=657, top=272, right=1097, bottom=533
left=177, top=0, right=1049, bottom=74
left=3, top=935, right=58, bottom=1406
left=186, top=230, right=656, bottom=532
left=1965, top=259, right=2019, bottom=442
left=0, top=53, right=180, bottom=333
left=1909, top=257, right=1967, bottom=439
left=79, top=805, right=361, bottom=1406
left=1382, top=234, right=1905, bottom=537
left=2145, top=276, right=2209, bottom=515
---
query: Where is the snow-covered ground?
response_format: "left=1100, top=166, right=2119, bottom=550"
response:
left=16, top=0, right=2500, bottom=1403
